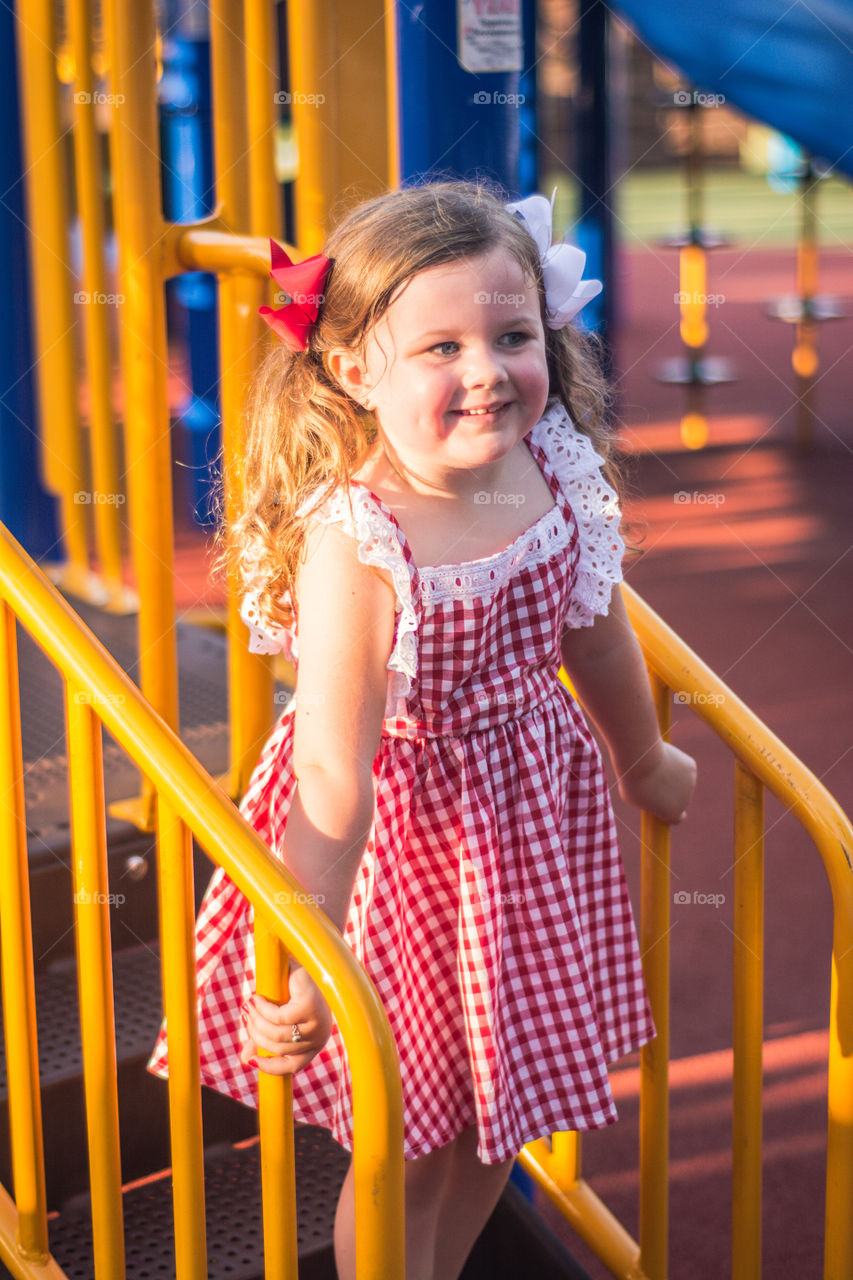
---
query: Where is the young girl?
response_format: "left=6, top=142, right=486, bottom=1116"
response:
left=149, top=180, right=695, bottom=1280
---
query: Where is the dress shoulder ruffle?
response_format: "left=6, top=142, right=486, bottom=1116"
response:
left=532, top=401, right=624, bottom=628
left=239, top=483, right=418, bottom=718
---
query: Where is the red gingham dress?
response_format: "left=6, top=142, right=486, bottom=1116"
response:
left=148, top=400, right=656, bottom=1164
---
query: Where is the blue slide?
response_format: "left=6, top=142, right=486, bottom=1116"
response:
left=614, top=0, right=853, bottom=180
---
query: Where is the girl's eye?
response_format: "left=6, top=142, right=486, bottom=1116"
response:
left=430, top=341, right=459, bottom=357
left=500, top=331, right=530, bottom=347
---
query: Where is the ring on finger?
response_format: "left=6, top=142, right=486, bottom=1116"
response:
left=291, top=1023, right=303, bottom=1043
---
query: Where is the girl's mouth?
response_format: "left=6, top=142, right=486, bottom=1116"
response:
left=455, top=402, right=508, bottom=417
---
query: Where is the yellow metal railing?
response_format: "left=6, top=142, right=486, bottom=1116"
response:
left=2, top=520, right=850, bottom=1279
left=0, top=521, right=406, bottom=1280
left=518, top=583, right=853, bottom=1280
left=15, top=0, right=391, bottom=830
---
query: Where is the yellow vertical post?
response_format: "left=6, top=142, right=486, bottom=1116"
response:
left=156, top=798, right=208, bottom=1280
left=731, top=761, right=764, bottom=1280
left=67, top=0, right=133, bottom=612
left=210, top=0, right=276, bottom=797
left=103, top=0, right=177, bottom=811
left=255, top=917, right=298, bottom=1280
left=385, top=0, right=400, bottom=189
left=549, top=1131, right=581, bottom=1190
left=793, top=159, right=820, bottom=452
left=678, top=100, right=710, bottom=451
left=824, top=880, right=853, bottom=1279
left=285, top=0, right=334, bottom=252
left=65, top=682, right=126, bottom=1278
left=0, top=602, right=49, bottom=1263
left=14, top=0, right=96, bottom=601
left=639, top=670, right=671, bottom=1280
left=245, top=0, right=281, bottom=239
left=286, top=0, right=390, bottom=250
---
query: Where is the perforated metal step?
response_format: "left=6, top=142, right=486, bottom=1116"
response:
left=0, top=942, right=256, bottom=1205
left=18, top=602, right=232, bottom=867
left=45, top=1129, right=348, bottom=1280
left=0, top=945, right=162, bottom=1098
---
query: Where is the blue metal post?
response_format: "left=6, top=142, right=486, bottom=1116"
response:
left=0, top=3, right=61, bottom=558
left=395, top=1, right=536, bottom=194
left=574, top=0, right=612, bottom=345
left=158, top=27, right=220, bottom=526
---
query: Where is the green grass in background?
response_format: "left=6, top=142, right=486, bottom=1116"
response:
left=546, top=168, right=853, bottom=249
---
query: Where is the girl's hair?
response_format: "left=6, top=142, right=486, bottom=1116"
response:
left=229, top=179, right=618, bottom=631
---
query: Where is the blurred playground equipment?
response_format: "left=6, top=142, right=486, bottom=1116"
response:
left=1, top=1, right=852, bottom=1277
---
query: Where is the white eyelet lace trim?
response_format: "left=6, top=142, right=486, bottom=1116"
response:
left=534, top=400, right=624, bottom=628
left=241, top=484, right=419, bottom=716
left=239, top=400, right=622, bottom=703
left=417, top=508, right=571, bottom=604
left=240, top=587, right=296, bottom=659
left=313, top=486, right=419, bottom=716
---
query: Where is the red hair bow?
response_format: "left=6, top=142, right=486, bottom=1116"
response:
left=258, top=238, right=332, bottom=351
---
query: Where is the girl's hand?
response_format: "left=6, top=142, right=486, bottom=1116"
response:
left=617, top=741, right=697, bottom=824
left=239, top=965, right=332, bottom=1075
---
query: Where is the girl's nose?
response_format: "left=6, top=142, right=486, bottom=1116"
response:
left=461, top=345, right=508, bottom=389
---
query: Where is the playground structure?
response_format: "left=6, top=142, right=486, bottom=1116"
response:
left=1, top=2, right=852, bottom=1278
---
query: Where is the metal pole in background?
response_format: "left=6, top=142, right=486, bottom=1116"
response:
left=159, top=13, right=220, bottom=527
left=575, top=0, right=612, bottom=348
left=0, top=5, right=61, bottom=561
left=395, top=0, right=531, bottom=193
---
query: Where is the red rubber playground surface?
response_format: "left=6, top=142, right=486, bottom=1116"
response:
left=169, top=244, right=853, bottom=1278
left=532, top=245, right=853, bottom=1279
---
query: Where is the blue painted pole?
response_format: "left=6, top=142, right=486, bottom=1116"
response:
left=574, top=0, right=612, bottom=346
left=0, top=3, right=61, bottom=559
left=395, top=1, right=535, bottom=194
left=158, top=27, right=221, bottom=526
left=394, top=0, right=540, bottom=1206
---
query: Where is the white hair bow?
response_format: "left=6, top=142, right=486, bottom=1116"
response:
left=505, top=192, right=603, bottom=327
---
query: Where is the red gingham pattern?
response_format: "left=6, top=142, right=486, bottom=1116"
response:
left=148, top=416, right=656, bottom=1164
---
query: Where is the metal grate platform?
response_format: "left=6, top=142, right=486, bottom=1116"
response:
left=45, top=1130, right=348, bottom=1280
left=17, top=598, right=233, bottom=862
left=0, top=944, right=162, bottom=1097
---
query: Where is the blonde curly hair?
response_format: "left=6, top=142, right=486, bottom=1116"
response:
left=226, top=179, right=618, bottom=633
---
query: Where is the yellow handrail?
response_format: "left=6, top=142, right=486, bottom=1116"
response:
left=0, top=521, right=406, bottom=1279
left=16, top=1, right=395, bottom=832
left=2, top=518, right=850, bottom=1279
left=624, top=583, right=853, bottom=1280
left=518, top=584, right=853, bottom=1280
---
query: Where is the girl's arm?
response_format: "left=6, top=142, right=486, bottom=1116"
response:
left=282, top=517, right=396, bottom=928
left=559, top=587, right=696, bottom=823
left=242, top=517, right=396, bottom=1073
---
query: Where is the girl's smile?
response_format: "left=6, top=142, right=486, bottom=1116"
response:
left=334, top=246, right=551, bottom=497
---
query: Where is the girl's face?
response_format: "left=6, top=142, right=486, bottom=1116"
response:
left=341, top=246, right=550, bottom=487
